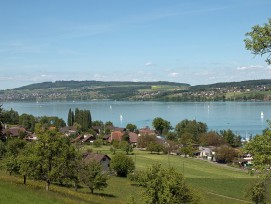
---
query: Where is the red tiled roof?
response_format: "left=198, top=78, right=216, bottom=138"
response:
left=108, top=131, right=124, bottom=142
left=129, top=132, right=138, bottom=143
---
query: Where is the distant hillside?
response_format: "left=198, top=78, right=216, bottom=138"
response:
left=2, top=79, right=271, bottom=102
left=191, top=79, right=271, bottom=90
left=16, top=80, right=188, bottom=90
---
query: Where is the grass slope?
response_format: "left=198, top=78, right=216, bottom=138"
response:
left=0, top=147, right=255, bottom=204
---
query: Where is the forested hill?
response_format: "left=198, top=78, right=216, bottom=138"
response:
left=192, top=79, right=271, bottom=90
left=2, top=79, right=271, bottom=102
left=15, top=80, right=188, bottom=90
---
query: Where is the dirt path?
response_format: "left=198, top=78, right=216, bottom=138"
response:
left=206, top=191, right=253, bottom=203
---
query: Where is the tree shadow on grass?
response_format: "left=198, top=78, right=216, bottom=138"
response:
left=93, top=192, right=116, bottom=198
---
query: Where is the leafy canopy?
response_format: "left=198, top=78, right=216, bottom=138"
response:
left=245, top=19, right=271, bottom=65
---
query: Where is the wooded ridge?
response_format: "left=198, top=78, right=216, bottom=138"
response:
left=1, top=79, right=271, bottom=101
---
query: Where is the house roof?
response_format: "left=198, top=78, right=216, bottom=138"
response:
left=108, top=131, right=124, bottom=142
left=72, top=134, right=84, bottom=143
left=139, top=127, right=156, bottom=135
left=83, top=152, right=111, bottom=163
left=82, top=134, right=95, bottom=143
left=2, top=127, right=27, bottom=137
left=129, top=132, right=138, bottom=143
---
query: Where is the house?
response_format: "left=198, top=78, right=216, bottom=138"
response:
left=138, top=127, right=156, bottom=136
left=72, top=134, right=84, bottom=143
left=2, top=126, right=28, bottom=137
left=82, top=134, right=95, bottom=143
left=83, top=152, right=111, bottom=171
left=59, top=126, right=77, bottom=136
left=199, top=146, right=216, bottom=161
left=108, top=131, right=124, bottom=143
left=129, top=132, right=138, bottom=146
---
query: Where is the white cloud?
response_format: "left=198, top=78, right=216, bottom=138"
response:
left=237, top=65, right=264, bottom=70
left=145, top=62, right=155, bottom=67
left=93, top=74, right=106, bottom=80
left=169, top=72, right=179, bottom=77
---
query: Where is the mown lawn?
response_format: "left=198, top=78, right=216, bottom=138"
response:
left=0, top=146, right=255, bottom=203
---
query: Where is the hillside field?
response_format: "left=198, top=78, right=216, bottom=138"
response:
left=0, top=147, right=255, bottom=204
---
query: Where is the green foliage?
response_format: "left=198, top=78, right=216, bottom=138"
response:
left=245, top=130, right=271, bottom=172
left=220, top=129, right=242, bottom=147
left=175, top=119, right=207, bottom=143
left=93, top=139, right=103, bottom=147
left=246, top=174, right=271, bottom=204
left=67, top=108, right=74, bottom=126
left=120, top=141, right=133, bottom=154
left=32, top=129, right=77, bottom=190
left=200, top=131, right=225, bottom=147
left=152, top=117, right=172, bottom=135
left=122, top=132, right=130, bottom=142
left=126, top=123, right=137, bottom=132
left=0, top=105, right=3, bottom=138
left=19, top=114, right=36, bottom=132
left=79, top=160, right=109, bottom=194
left=180, top=144, right=196, bottom=158
left=133, top=164, right=199, bottom=204
left=111, top=152, right=135, bottom=177
left=215, top=145, right=238, bottom=164
left=4, top=138, right=27, bottom=175
left=38, top=116, right=66, bottom=129
left=244, top=19, right=271, bottom=65
left=92, top=120, right=104, bottom=127
left=0, top=140, right=6, bottom=157
left=137, top=135, right=157, bottom=148
left=74, top=108, right=92, bottom=131
left=2, top=108, right=19, bottom=125
left=147, top=141, right=164, bottom=154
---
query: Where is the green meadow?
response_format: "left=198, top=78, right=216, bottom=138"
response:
left=0, top=147, right=255, bottom=204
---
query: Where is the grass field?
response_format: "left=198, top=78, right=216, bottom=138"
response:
left=0, top=146, right=255, bottom=204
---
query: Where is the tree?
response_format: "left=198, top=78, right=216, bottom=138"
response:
left=152, top=117, right=172, bottom=135
left=74, top=109, right=92, bottom=131
left=244, top=19, right=271, bottom=65
left=215, top=145, right=238, bottom=164
left=245, top=130, right=271, bottom=203
left=126, top=123, right=137, bottom=132
left=0, top=140, right=6, bottom=158
left=137, top=134, right=157, bottom=148
left=2, top=108, right=19, bottom=125
left=131, top=164, right=199, bottom=204
left=147, top=141, right=164, bottom=154
left=110, top=152, right=135, bottom=177
left=175, top=119, right=207, bottom=143
left=220, top=129, right=241, bottom=148
left=67, top=108, right=74, bottom=126
left=0, top=105, right=4, bottom=139
left=19, top=113, right=36, bottom=132
left=246, top=174, right=271, bottom=204
left=4, top=138, right=27, bottom=175
left=120, top=141, right=133, bottom=155
left=79, top=160, right=109, bottom=194
left=200, top=131, right=225, bottom=147
left=245, top=130, right=271, bottom=172
left=18, top=142, right=39, bottom=184
left=32, top=129, right=77, bottom=190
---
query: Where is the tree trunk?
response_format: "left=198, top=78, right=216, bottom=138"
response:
left=74, top=181, right=78, bottom=191
left=46, top=180, right=50, bottom=191
left=91, top=188, right=94, bottom=194
left=23, top=175, right=26, bottom=185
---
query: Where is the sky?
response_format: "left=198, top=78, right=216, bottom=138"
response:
left=0, top=0, right=271, bottom=89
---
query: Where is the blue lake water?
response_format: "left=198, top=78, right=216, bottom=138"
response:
left=3, top=101, right=271, bottom=138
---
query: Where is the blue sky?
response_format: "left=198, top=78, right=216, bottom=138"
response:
left=0, top=0, right=270, bottom=89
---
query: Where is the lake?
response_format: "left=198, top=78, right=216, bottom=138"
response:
left=2, top=101, right=271, bottom=138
